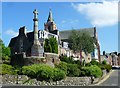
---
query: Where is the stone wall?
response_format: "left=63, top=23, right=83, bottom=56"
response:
left=2, top=75, right=91, bottom=86
left=44, top=53, right=60, bottom=67
left=2, top=70, right=109, bottom=86
left=11, top=52, right=60, bottom=67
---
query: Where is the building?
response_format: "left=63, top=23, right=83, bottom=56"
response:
left=59, top=27, right=100, bottom=62
left=102, top=52, right=120, bottom=66
left=9, top=9, right=100, bottom=66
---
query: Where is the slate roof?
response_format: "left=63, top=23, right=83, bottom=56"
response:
left=9, top=37, right=18, bottom=47
left=59, top=27, right=95, bottom=40
left=9, top=32, right=34, bottom=47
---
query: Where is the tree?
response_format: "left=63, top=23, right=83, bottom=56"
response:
left=44, top=39, right=52, bottom=53
left=68, top=30, right=95, bottom=62
left=49, top=37, right=58, bottom=54
left=0, top=38, right=11, bottom=62
left=44, top=37, right=58, bottom=54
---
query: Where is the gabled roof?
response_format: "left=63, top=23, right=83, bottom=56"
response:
left=59, top=27, right=96, bottom=40
left=9, top=37, right=18, bottom=47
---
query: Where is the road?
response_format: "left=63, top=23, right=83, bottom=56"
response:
left=99, top=69, right=119, bottom=86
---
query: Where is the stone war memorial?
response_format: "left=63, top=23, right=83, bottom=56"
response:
left=9, top=9, right=100, bottom=67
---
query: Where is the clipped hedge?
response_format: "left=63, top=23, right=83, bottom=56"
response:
left=1, top=64, right=17, bottom=75
left=53, top=68, right=66, bottom=81
left=104, top=64, right=112, bottom=72
left=67, top=64, right=80, bottom=77
left=55, top=61, right=67, bottom=75
left=22, top=64, right=66, bottom=81
left=102, top=60, right=107, bottom=65
left=59, top=55, right=74, bottom=64
left=90, top=59, right=100, bottom=65
left=81, top=65, right=102, bottom=78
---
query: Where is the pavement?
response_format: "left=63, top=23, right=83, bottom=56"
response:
left=91, top=69, right=119, bottom=86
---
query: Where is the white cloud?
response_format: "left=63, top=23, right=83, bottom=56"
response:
left=61, top=19, right=79, bottom=24
left=5, top=29, right=33, bottom=37
left=70, top=19, right=79, bottom=23
left=72, top=1, right=118, bottom=27
left=62, top=20, right=66, bottom=23
left=5, top=29, right=18, bottom=37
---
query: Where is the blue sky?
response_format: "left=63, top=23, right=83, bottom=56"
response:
left=2, top=1, right=118, bottom=54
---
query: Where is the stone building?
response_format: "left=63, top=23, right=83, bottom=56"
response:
left=59, top=27, right=100, bottom=62
left=118, top=53, right=120, bottom=66
left=9, top=9, right=100, bottom=66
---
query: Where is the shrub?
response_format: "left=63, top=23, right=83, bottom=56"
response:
left=99, top=65, right=106, bottom=70
left=90, top=59, right=99, bottom=65
left=67, top=64, right=80, bottom=77
left=85, top=62, right=92, bottom=67
left=37, top=66, right=54, bottom=81
left=22, top=65, right=37, bottom=77
left=53, top=68, right=66, bottom=81
left=2, top=64, right=17, bottom=75
left=81, top=65, right=102, bottom=78
left=80, top=70, right=86, bottom=76
left=104, top=64, right=112, bottom=72
left=22, top=64, right=66, bottom=81
left=55, top=61, right=67, bottom=75
left=102, top=60, right=107, bottom=65
left=59, top=55, right=74, bottom=64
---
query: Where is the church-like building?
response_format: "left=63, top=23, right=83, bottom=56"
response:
left=9, top=9, right=100, bottom=66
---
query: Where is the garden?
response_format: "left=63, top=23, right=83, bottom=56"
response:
left=1, top=55, right=112, bottom=82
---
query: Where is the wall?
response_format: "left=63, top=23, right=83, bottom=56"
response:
left=2, top=75, right=91, bottom=86
left=2, top=69, right=109, bottom=86
left=44, top=53, right=60, bottom=67
left=11, top=52, right=60, bottom=67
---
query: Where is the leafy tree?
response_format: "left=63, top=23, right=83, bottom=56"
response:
left=68, top=30, right=95, bottom=62
left=44, top=39, right=52, bottom=53
left=44, top=37, right=58, bottom=54
left=49, top=37, right=58, bottom=54
left=0, top=38, right=11, bottom=62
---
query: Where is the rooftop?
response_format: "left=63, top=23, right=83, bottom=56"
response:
left=59, top=27, right=96, bottom=40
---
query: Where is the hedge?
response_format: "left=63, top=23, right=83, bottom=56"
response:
left=1, top=64, right=17, bottom=75
left=55, top=61, right=67, bottom=75
left=104, top=64, right=112, bottom=72
left=81, top=65, right=102, bottom=78
left=22, top=64, right=66, bottom=81
left=67, top=64, right=80, bottom=77
left=102, top=60, right=107, bottom=65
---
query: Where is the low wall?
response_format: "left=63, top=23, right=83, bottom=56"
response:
left=2, top=70, right=110, bottom=86
left=2, top=75, right=91, bottom=86
left=44, top=53, right=60, bottom=67
left=11, top=53, right=60, bottom=67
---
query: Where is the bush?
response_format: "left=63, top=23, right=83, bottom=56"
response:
left=59, top=55, right=74, bottom=64
left=102, top=60, right=107, bottom=65
left=104, top=64, right=112, bottom=72
left=55, top=61, right=67, bottom=75
left=90, top=59, right=99, bottom=65
left=1, top=64, right=17, bottom=75
left=85, top=62, right=92, bottom=67
left=53, top=68, right=66, bottom=81
left=99, top=65, right=106, bottom=70
left=67, top=64, right=80, bottom=77
left=37, top=66, right=54, bottom=81
left=81, top=65, right=102, bottom=78
left=22, top=65, right=37, bottom=77
left=22, top=64, right=66, bottom=81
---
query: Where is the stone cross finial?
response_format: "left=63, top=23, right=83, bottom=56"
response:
left=33, top=9, right=38, bottom=19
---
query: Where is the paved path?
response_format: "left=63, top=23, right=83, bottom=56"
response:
left=99, top=70, right=119, bottom=86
